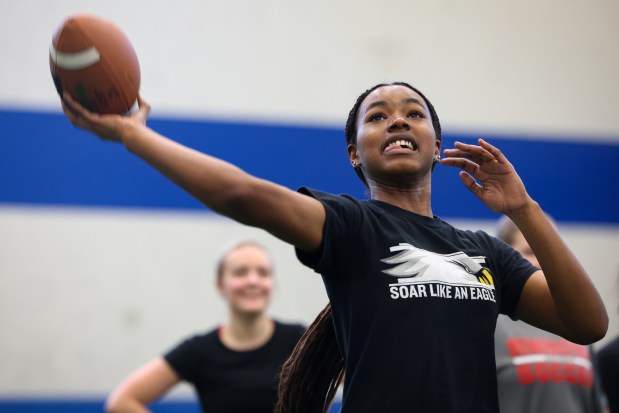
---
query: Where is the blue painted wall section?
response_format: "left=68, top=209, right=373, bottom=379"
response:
left=1, top=109, right=617, bottom=224
left=0, top=399, right=342, bottom=413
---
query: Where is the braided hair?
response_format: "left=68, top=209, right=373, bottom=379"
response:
left=274, top=303, right=343, bottom=413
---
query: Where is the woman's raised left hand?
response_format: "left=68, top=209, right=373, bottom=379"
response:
left=440, top=138, right=534, bottom=214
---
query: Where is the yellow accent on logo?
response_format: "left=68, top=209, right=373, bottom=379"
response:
left=478, top=269, right=494, bottom=286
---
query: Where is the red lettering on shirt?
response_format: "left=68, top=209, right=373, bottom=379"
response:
left=506, top=338, right=592, bottom=387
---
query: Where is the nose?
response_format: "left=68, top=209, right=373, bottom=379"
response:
left=387, top=115, right=410, bottom=131
left=246, top=271, right=259, bottom=284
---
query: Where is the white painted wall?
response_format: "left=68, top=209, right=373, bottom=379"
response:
left=0, top=0, right=617, bottom=398
left=2, top=0, right=619, bottom=138
left=0, top=207, right=325, bottom=396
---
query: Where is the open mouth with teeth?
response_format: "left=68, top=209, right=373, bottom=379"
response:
left=385, top=139, right=418, bottom=153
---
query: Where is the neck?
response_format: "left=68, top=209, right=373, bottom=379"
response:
left=369, top=176, right=433, bottom=217
left=220, top=312, right=274, bottom=351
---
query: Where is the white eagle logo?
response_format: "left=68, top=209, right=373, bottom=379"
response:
left=381, top=243, right=494, bottom=287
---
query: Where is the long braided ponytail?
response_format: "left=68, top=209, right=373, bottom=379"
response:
left=274, top=303, right=344, bottom=413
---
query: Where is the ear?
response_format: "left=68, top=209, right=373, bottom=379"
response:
left=347, top=144, right=360, bottom=165
left=435, top=139, right=441, bottom=158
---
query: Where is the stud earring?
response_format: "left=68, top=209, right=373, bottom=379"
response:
left=433, top=155, right=441, bottom=164
left=351, top=161, right=360, bottom=167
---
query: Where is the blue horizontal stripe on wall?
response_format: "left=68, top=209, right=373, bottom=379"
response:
left=0, top=399, right=200, bottom=413
left=0, top=109, right=617, bottom=224
left=0, top=399, right=342, bottom=413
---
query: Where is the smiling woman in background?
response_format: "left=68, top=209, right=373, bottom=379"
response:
left=105, top=240, right=305, bottom=413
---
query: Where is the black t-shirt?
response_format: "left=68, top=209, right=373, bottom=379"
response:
left=164, top=321, right=305, bottom=413
left=598, top=336, right=619, bottom=413
left=296, top=188, right=536, bottom=413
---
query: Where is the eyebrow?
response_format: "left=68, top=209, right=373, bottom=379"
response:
left=365, top=98, right=425, bottom=112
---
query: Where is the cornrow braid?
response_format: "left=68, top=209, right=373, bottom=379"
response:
left=274, top=303, right=344, bottom=413
left=345, top=81, right=442, bottom=187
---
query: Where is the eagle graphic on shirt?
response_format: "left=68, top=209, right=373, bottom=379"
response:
left=381, top=243, right=494, bottom=287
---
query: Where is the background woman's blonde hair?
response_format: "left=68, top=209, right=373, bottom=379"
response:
left=215, top=239, right=273, bottom=280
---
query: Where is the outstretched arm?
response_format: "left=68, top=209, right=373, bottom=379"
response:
left=105, top=357, right=180, bottom=413
left=441, top=139, right=608, bottom=344
left=61, top=94, right=325, bottom=252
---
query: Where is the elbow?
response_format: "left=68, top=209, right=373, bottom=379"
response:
left=588, top=314, right=609, bottom=344
left=104, top=395, right=127, bottom=413
left=570, top=314, right=609, bottom=345
left=587, top=309, right=610, bottom=344
left=104, top=401, right=118, bottom=413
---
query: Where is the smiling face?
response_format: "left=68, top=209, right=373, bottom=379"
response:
left=217, top=243, right=274, bottom=316
left=348, top=85, right=440, bottom=187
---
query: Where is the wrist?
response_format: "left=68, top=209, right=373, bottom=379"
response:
left=121, top=121, right=147, bottom=152
left=506, top=199, right=541, bottom=226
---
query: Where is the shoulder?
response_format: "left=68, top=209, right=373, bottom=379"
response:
left=459, top=228, right=502, bottom=248
left=166, top=328, right=220, bottom=353
left=273, top=320, right=307, bottom=334
left=459, top=228, right=529, bottom=264
left=274, top=320, right=306, bottom=337
left=298, top=187, right=365, bottom=210
left=186, top=328, right=220, bottom=343
left=425, top=222, right=507, bottom=255
left=297, top=187, right=378, bottom=241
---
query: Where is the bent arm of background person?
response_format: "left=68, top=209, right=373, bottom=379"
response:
left=105, top=357, right=181, bottom=413
left=62, top=94, right=325, bottom=252
left=510, top=202, right=608, bottom=345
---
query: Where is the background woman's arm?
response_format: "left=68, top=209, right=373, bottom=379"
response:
left=105, top=357, right=180, bottom=413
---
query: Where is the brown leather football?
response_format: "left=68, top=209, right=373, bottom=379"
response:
left=50, top=14, right=140, bottom=115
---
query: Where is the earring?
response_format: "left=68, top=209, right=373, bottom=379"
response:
left=433, top=155, right=441, bottom=164
left=351, top=161, right=360, bottom=167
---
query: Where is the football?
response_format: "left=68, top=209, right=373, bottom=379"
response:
left=49, top=14, right=141, bottom=115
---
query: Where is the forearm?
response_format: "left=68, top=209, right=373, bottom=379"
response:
left=117, top=123, right=325, bottom=249
left=509, top=201, right=608, bottom=341
left=105, top=358, right=180, bottom=413
left=121, top=122, right=260, bottom=217
left=105, top=397, right=151, bottom=413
